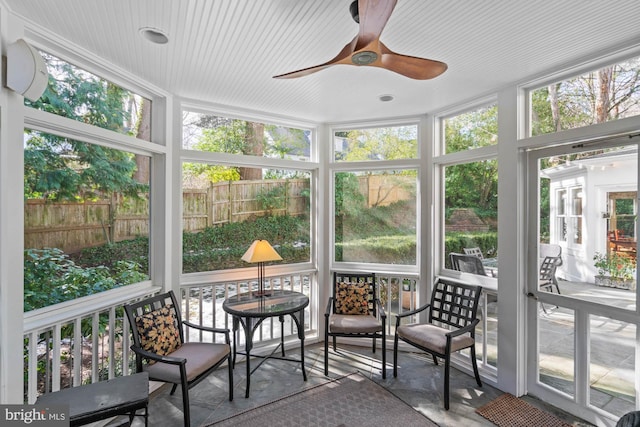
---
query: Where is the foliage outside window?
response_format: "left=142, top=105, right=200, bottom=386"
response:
left=333, top=125, right=418, bottom=161
left=23, top=53, right=153, bottom=311
left=27, top=51, right=152, bottom=141
left=182, top=112, right=311, bottom=162
left=24, top=132, right=151, bottom=311
left=530, top=56, right=640, bottom=136
left=182, top=163, right=311, bottom=273
left=334, top=169, right=417, bottom=265
left=444, top=160, right=498, bottom=271
left=444, top=104, right=497, bottom=154
left=442, top=104, right=498, bottom=271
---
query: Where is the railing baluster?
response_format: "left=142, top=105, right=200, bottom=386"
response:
left=91, top=312, right=99, bottom=383
left=108, top=307, right=116, bottom=379
left=27, top=331, right=38, bottom=404
left=52, top=324, right=61, bottom=392
left=73, top=317, right=82, bottom=386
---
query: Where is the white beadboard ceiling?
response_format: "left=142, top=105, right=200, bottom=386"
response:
left=3, top=0, right=640, bottom=124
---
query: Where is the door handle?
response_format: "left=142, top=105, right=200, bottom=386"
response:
left=526, top=292, right=538, bottom=300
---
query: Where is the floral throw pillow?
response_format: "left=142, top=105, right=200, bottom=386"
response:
left=135, top=305, right=182, bottom=362
left=335, top=282, right=370, bottom=315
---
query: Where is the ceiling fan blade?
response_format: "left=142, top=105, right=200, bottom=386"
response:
left=378, top=42, right=447, bottom=80
left=273, top=63, right=334, bottom=79
left=273, top=37, right=357, bottom=79
left=355, top=0, right=397, bottom=49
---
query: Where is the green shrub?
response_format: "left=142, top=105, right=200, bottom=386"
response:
left=24, top=248, right=147, bottom=311
left=71, top=236, right=149, bottom=271
left=336, top=235, right=416, bottom=264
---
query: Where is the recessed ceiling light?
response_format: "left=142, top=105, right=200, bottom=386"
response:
left=139, top=27, right=169, bottom=44
left=379, top=94, right=394, bottom=102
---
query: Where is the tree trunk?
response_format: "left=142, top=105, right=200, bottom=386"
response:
left=133, top=98, right=151, bottom=184
left=549, top=83, right=562, bottom=132
left=596, top=67, right=613, bottom=123
left=239, top=122, right=264, bottom=180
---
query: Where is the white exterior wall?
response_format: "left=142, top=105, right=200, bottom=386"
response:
left=546, top=152, right=636, bottom=283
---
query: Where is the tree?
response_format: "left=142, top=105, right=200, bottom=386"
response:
left=186, top=115, right=311, bottom=184
left=532, top=58, right=640, bottom=135
left=338, top=126, right=417, bottom=161
left=444, top=105, right=499, bottom=215
left=24, top=54, right=146, bottom=200
left=239, top=121, right=264, bottom=180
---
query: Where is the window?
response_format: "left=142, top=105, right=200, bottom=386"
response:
left=182, top=112, right=311, bottom=161
left=24, top=130, right=151, bottom=311
left=181, top=163, right=311, bottom=273
left=444, top=104, right=497, bottom=153
left=443, top=160, right=498, bottom=272
left=333, top=169, right=417, bottom=264
left=27, top=52, right=152, bottom=141
left=334, top=124, right=418, bottom=161
left=556, top=189, right=568, bottom=243
left=530, top=55, right=640, bottom=136
left=181, top=111, right=314, bottom=274
left=440, top=104, right=498, bottom=273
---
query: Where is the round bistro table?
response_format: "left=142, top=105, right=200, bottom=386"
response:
left=222, top=290, right=309, bottom=398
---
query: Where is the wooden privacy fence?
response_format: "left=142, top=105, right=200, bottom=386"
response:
left=182, top=179, right=309, bottom=231
left=24, top=179, right=310, bottom=254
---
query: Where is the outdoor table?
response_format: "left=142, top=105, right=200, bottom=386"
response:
left=223, top=290, right=309, bottom=398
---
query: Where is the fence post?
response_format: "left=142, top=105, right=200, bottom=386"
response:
left=228, top=180, right=234, bottom=223
left=285, top=179, right=290, bottom=216
left=109, top=193, right=117, bottom=244
left=207, top=184, right=214, bottom=228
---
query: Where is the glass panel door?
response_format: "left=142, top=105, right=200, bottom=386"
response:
left=527, top=139, right=638, bottom=425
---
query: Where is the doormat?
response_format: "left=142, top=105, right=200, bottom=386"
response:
left=476, top=393, right=572, bottom=427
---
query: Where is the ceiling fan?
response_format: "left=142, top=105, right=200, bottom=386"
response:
left=273, top=0, right=447, bottom=80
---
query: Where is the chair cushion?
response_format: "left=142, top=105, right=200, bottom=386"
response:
left=135, top=305, right=182, bottom=361
left=335, top=282, right=369, bottom=315
left=397, top=323, right=474, bottom=354
left=143, top=342, right=230, bottom=384
left=329, top=314, right=382, bottom=334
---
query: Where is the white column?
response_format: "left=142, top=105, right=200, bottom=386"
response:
left=0, top=9, right=27, bottom=403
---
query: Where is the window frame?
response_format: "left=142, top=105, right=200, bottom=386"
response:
left=179, top=103, right=319, bottom=283
left=329, top=119, right=422, bottom=274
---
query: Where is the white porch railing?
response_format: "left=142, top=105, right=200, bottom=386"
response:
left=23, top=269, right=496, bottom=404
left=23, top=270, right=317, bottom=404
left=179, top=270, right=317, bottom=346
left=23, top=283, right=160, bottom=404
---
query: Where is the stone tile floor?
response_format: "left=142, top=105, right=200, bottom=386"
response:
left=129, top=342, right=594, bottom=427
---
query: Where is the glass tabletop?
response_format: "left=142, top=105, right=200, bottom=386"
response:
left=222, top=289, right=309, bottom=318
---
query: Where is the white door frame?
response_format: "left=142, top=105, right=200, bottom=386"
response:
left=525, top=136, right=639, bottom=427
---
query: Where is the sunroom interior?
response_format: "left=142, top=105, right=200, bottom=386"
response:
left=1, top=1, right=640, bottom=426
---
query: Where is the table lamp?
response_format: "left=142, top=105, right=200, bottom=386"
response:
left=241, top=240, right=282, bottom=297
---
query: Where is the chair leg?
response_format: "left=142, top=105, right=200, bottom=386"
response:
left=324, top=316, right=330, bottom=376
left=227, top=354, right=234, bottom=401
left=324, top=335, right=329, bottom=376
left=469, top=345, right=482, bottom=387
left=444, top=354, right=450, bottom=410
left=432, top=354, right=438, bottom=365
left=170, top=383, right=178, bottom=395
left=372, top=337, right=376, bottom=353
left=181, top=380, right=190, bottom=427
left=332, top=336, right=336, bottom=351
left=393, top=333, right=399, bottom=378
left=381, top=333, right=386, bottom=379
